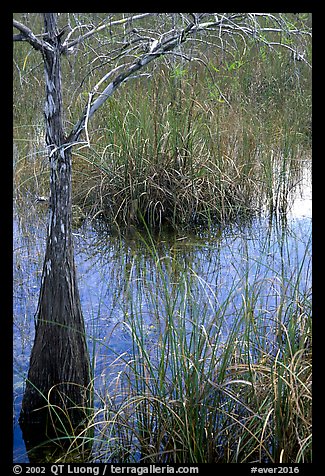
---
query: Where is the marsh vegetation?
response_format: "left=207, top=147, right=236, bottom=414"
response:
left=13, top=13, right=311, bottom=463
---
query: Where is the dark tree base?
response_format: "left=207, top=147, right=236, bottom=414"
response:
left=20, top=399, right=92, bottom=463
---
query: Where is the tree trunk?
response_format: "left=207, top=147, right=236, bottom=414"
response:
left=19, top=14, right=91, bottom=444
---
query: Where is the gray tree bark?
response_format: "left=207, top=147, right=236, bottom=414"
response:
left=19, top=14, right=91, bottom=438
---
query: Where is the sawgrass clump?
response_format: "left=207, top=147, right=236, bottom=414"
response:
left=14, top=26, right=311, bottom=232
left=71, top=45, right=311, bottom=231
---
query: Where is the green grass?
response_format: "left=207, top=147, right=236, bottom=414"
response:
left=69, top=53, right=311, bottom=231
left=46, top=222, right=311, bottom=464
left=13, top=15, right=312, bottom=232
left=14, top=203, right=312, bottom=463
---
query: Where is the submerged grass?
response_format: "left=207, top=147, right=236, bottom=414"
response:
left=14, top=202, right=312, bottom=463
left=47, top=219, right=311, bottom=464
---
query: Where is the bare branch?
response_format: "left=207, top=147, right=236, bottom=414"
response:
left=62, top=12, right=311, bottom=145
left=66, top=19, right=198, bottom=143
left=13, top=19, right=50, bottom=52
left=62, top=13, right=154, bottom=51
left=13, top=33, right=26, bottom=41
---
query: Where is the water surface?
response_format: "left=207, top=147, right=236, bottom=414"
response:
left=13, top=166, right=312, bottom=462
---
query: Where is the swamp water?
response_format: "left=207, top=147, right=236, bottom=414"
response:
left=13, top=165, right=311, bottom=463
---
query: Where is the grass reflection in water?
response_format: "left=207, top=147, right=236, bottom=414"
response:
left=13, top=202, right=311, bottom=463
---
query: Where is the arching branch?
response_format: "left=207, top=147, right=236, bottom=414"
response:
left=13, top=19, right=50, bottom=52
left=61, top=13, right=154, bottom=52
